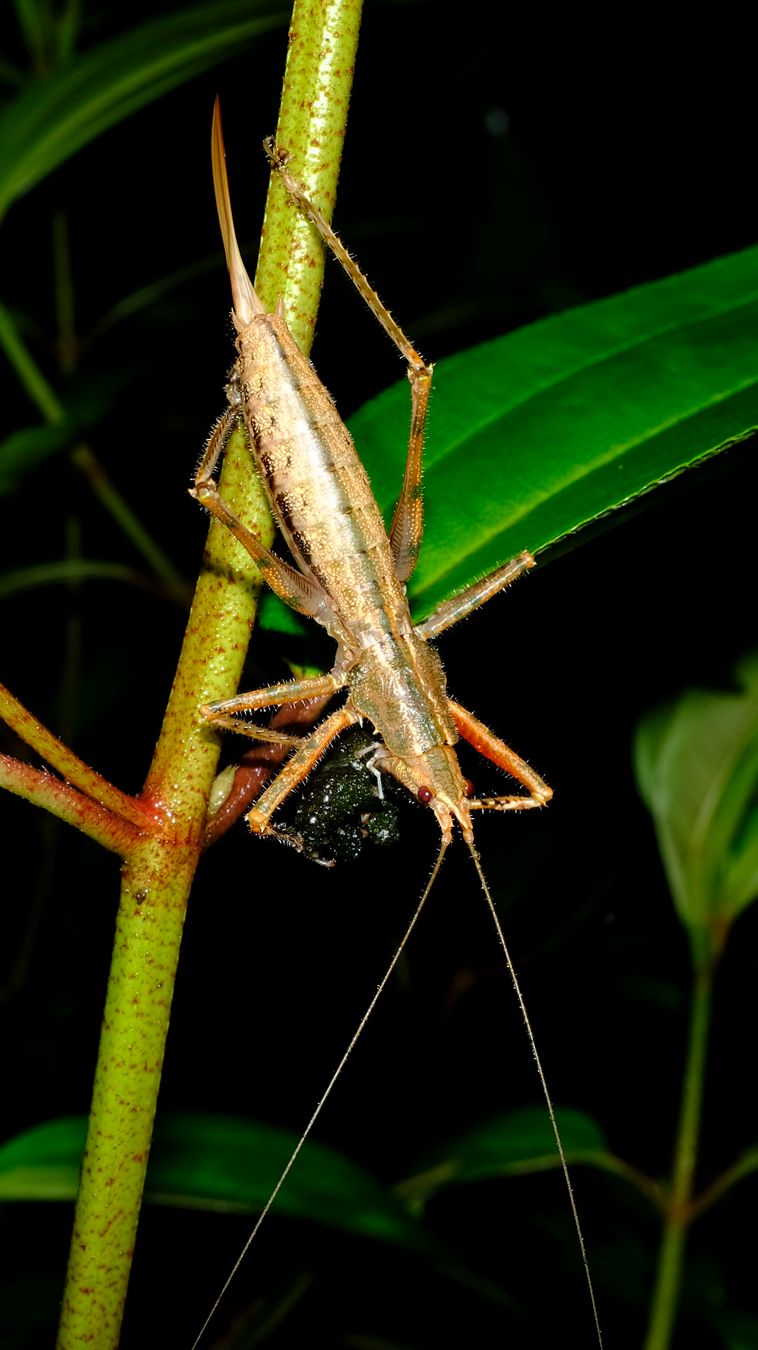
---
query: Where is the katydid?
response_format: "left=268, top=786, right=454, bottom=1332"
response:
left=191, top=100, right=602, bottom=1347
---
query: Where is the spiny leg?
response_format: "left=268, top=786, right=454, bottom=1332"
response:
left=416, top=551, right=535, bottom=641
left=265, top=139, right=433, bottom=583
left=389, top=365, right=432, bottom=583
left=448, top=698, right=552, bottom=810
left=192, top=468, right=332, bottom=620
left=201, top=672, right=344, bottom=743
left=246, top=705, right=358, bottom=841
left=204, top=693, right=337, bottom=848
left=266, top=139, right=429, bottom=372
left=268, top=146, right=539, bottom=625
left=195, top=402, right=241, bottom=487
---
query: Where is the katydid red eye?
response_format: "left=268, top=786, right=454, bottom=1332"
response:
left=464, top=778, right=475, bottom=798
left=418, top=785, right=434, bottom=804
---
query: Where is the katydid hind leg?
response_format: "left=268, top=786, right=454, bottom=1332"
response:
left=266, top=139, right=431, bottom=378
left=389, top=362, right=432, bottom=583
left=265, top=141, right=434, bottom=584
left=192, top=470, right=335, bottom=621
left=448, top=697, right=553, bottom=808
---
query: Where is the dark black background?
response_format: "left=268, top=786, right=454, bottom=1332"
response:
left=1, top=5, right=756, bottom=1346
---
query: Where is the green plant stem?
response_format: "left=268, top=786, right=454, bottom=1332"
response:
left=0, top=298, right=64, bottom=422
left=257, top=0, right=364, bottom=348
left=0, top=559, right=178, bottom=600
left=56, top=2, right=363, bottom=1346
left=70, top=444, right=189, bottom=597
left=688, top=1144, right=758, bottom=1219
left=0, top=296, right=188, bottom=590
left=51, top=208, right=188, bottom=594
left=643, top=961, right=714, bottom=1350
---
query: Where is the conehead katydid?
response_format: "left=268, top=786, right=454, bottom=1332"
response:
left=190, top=101, right=602, bottom=1348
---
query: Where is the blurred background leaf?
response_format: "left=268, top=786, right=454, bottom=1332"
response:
left=0, top=2, right=289, bottom=219
left=635, top=655, right=758, bottom=958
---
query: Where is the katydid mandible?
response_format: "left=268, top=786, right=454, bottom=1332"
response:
left=191, top=100, right=601, bottom=1347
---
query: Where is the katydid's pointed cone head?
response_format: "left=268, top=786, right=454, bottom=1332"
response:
left=211, top=98, right=264, bottom=330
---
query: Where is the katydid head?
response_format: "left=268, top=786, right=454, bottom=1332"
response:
left=372, top=743, right=476, bottom=846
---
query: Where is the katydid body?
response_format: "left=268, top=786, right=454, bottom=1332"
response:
left=194, top=103, right=552, bottom=847
left=191, top=102, right=601, bottom=1348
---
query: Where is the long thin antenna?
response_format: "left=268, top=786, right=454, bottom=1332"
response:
left=466, top=839, right=604, bottom=1348
left=191, top=841, right=448, bottom=1349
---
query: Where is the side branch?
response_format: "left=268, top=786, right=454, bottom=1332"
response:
left=0, top=681, right=153, bottom=831
left=0, top=754, right=143, bottom=855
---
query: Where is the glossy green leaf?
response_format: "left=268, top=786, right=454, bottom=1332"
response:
left=344, top=243, right=758, bottom=621
left=0, top=1112, right=435, bottom=1253
left=0, top=2, right=288, bottom=218
left=397, top=1108, right=609, bottom=1206
left=634, top=654, right=758, bottom=961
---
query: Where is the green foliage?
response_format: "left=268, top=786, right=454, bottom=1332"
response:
left=1, top=4, right=757, bottom=1348
left=263, top=245, right=758, bottom=634
left=635, top=654, right=758, bottom=964
left=399, top=1108, right=609, bottom=1198
left=358, top=248, right=758, bottom=619
left=0, top=2, right=289, bottom=219
left=0, top=1105, right=608, bottom=1222
left=0, top=1113, right=436, bottom=1251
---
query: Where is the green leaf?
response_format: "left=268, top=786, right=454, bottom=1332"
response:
left=257, top=587, right=310, bottom=636
left=344, top=244, right=758, bottom=621
left=0, top=1112, right=435, bottom=1253
left=0, top=368, right=138, bottom=490
left=0, top=1115, right=82, bottom=1200
left=148, top=1112, right=435, bottom=1251
left=634, top=655, right=758, bottom=960
left=0, top=421, right=74, bottom=488
left=397, top=1108, right=609, bottom=1206
left=0, top=560, right=145, bottom=598
left=0, top=2, right=288, bottom=218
